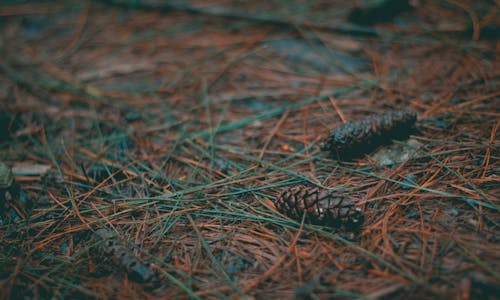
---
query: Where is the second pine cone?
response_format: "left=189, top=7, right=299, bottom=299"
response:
left=274, top=186, right=364, bottom=230
left=322, top=110, right=417, bottom=160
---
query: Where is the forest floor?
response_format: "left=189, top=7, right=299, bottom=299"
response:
left=0, top=1, right=499, bottom=299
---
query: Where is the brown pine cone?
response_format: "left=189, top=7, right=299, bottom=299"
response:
left=274, top=186, right=364, bottom=230
left=322, top=110, right=417, bottom=160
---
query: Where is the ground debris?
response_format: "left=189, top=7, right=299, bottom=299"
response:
left=12, top=163, right=51, bottom=177
left=371, top=138, right=423, bottom=166
left=0, top=1, right=498, bottom=298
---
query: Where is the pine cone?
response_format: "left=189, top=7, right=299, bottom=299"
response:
left=274, top=186, right=364, bottom=230
left=322, top=110, right=417, bottom=160
left=91, top=228, right=157, bottom=284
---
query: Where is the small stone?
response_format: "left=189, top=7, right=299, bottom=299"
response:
left=447, top=208, right=460, bottom=217
left=401, top=174, right=418, bottom=190
left=125, top=111, right=142, bottom=123
left=406, top=210, right=418, bottom=219
left=60, top=242, right=69, bottom=255
left=210, top=158, right=231, bottom=175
